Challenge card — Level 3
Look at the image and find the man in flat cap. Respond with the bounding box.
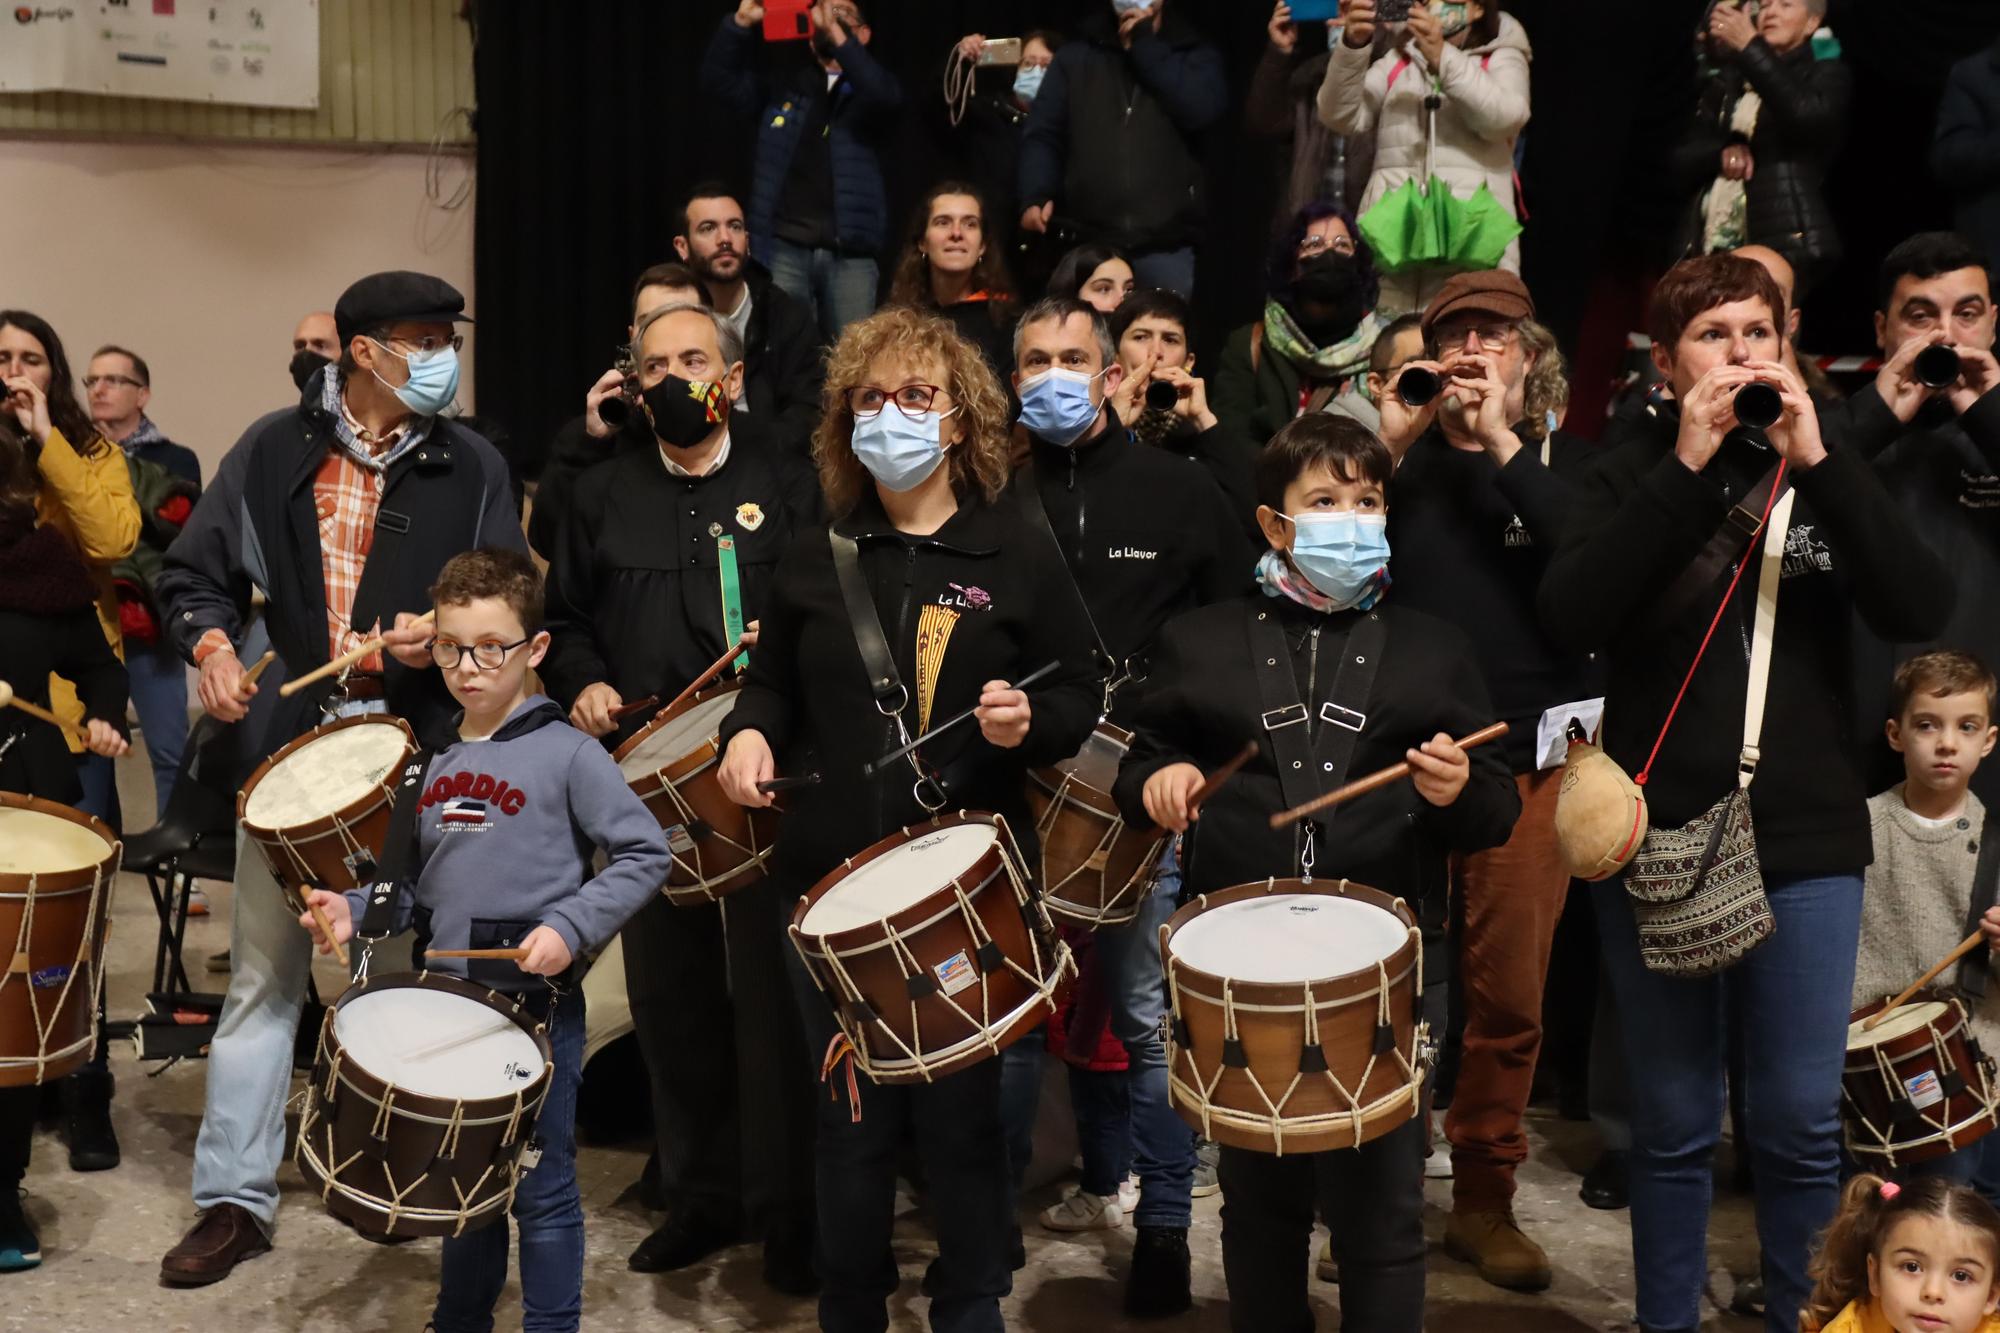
[155,271,527,1287]
[1370,268,1600,1293]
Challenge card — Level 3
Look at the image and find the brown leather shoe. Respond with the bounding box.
[159,1203,271,1286]
[1443,1208,1553,1292]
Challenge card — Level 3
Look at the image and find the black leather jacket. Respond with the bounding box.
[1673,38,1852,283]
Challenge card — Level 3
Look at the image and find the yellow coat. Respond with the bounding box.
[35,426,140,751]
[1813,1298,2000,1332]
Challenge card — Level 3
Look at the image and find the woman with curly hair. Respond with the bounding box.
[886,181,1018,382]
[716,305,1100,1332]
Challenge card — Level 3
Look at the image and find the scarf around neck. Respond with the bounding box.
[1262,301,1386,388]
[1255,548,1389,615]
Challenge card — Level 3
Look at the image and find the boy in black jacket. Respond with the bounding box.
[1114,414,1519,1332]
[1538,253,1953,1333]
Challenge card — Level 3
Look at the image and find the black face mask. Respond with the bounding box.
[1291,253,1370,345]
[642,374,729,449]
[811,33,838,61]
[289,349,332,392]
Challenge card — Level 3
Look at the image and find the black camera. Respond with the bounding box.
[1914,344,1963,391]
[1734,381,1783,430]
[596,345,640,430]
[1144,379,1179,413]
[1396,366,1441,408]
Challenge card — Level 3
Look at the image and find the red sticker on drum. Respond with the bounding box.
[1906,1070,1944,1111]
[934,951,977,997]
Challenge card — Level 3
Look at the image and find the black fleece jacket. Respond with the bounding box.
[717,491,1101,886]
[1113,595,1519,916]
[1538,407,1954,878]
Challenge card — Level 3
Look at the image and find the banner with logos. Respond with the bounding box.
[0,0,319,109]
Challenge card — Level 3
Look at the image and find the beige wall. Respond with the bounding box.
[0,137,475,478]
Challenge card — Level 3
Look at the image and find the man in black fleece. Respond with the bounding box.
[1377,269,1598,1291]
[1538,253,1953,1333]
[1007,295,1252,1317]
[1845,231,2000,803]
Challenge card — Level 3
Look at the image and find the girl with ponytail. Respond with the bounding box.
[1804,1173,2000,1332]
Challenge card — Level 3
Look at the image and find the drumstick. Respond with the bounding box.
[425,947,531,961]
[757,773,822,795]
[0,680,91,744]
[861,661,1062,777]
[1864,929,1989,1030]
[279,610,435,698]
[397,1016,521,1064]
[307,899,349,970]
[1187,741,1257,818]
[653,636,752,722]
[606,694,659,724]
[240,649,278,692]
[1267,722,1511,829]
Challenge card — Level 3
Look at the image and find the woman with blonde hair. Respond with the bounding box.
[717,306,1100,1332]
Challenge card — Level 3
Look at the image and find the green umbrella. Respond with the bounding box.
[1358,175,1522,275]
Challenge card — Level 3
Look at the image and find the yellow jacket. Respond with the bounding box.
[1812,1298,2000,1332]
[36,426,140,751]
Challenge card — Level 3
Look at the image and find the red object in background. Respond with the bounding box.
[114,579,160,646]
[154,0,174,14]
[763,0,811,42]
[155,494,193,527]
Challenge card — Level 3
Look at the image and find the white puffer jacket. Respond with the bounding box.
[1317,14,1533,297]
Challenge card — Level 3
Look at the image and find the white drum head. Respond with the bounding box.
[801,824,999,936]
[336,987,545,1101]
[1170,894,1408,984]
[1055,727,1128,793]
[244,721,407,829]
[0,807,111,875]
[1850,1000,1951,1050]
[618,693,738,778]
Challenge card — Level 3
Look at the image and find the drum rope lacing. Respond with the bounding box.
[1032,767,1163,928]
[639,753,771,900]
[1844,1006,2000,1166]
[0,857,112,1084]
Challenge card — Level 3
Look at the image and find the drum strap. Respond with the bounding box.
[1013,469,1118,687]
[1959,805,2000,1001]
[356,745,437,942]
[1247,607,1386,871]
[828,529,906,713]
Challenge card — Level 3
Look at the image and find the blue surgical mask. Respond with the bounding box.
[369,338,461,417]
[851,406,956,492]
[1013,64,1046,103]
[1289,510,1391,608]
[1018,366,1104,447]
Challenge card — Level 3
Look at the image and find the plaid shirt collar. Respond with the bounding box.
[323,369,433,472]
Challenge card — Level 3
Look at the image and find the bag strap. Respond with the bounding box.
[1959,804,2000,1000]
[1014,469,1117,685]
[1655,460,1785,630]
[828,528,906,713]
[1635,462,1789,787]
[1737,489,1795,788]
[1247,607,1386,873]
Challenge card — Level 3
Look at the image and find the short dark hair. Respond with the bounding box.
[91,344,150,387]
[1013,296,1114,369]
[1023,28,1064,55]
[631,261,710,311]
[430,547,546,634]
[1108,288,1193,344]
[1647,253,1787,351]
[679,180,742,238]
[1369,313,1425,374]
[1891,650,1998,719]
[1878,232,1991,312]
[1255,414,1393,512]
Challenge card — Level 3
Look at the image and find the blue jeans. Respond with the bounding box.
[766,240,878,345]
[1129,248,1196,300]
[126,642,188,816]
[435,989,587,1333]
[1091,842,1197,1229]
[1596,871,1863,1333]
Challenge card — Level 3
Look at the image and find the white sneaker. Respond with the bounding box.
[1040,1189,1123,1232]
[1424,1150,1456,1180]
[1118,1174,1140,1214]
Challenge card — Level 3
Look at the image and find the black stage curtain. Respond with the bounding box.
[474,1,2000,458]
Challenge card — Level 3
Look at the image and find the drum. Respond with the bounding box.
[295,970,554,1238]
[1027,722,1167,928]
[1842,991,2000,1168]
[614,682,776,907]
[0,795,119,1087]
[1162,878,1425,1155]
[238,714,415,901]
[790,812,1072,1084]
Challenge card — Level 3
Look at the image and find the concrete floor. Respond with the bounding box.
[2,747,1767,1330]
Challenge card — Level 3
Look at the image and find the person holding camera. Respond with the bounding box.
[1372,269,1595,1293]
[1844,232,2000,805]
[1539,252,1953,1333]
[1017,0,1226,299]
[701,1,901,344]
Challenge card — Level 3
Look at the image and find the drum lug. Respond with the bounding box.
[1416,1023,1439,1074]
[517,1137,543,1173]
